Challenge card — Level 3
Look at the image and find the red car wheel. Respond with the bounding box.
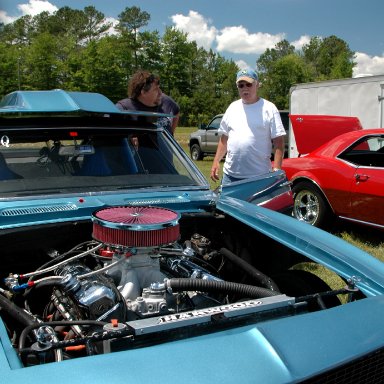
[292,181,332,229]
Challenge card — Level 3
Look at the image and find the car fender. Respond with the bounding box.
[289,174,334,214]
[219,170,293,214]
[289,171,324,192]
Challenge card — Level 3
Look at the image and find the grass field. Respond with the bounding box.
[175,127,384,261]
[176,127,221,190]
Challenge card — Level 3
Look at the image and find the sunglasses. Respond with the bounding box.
[237,82,253,89]
[142,74,160,91]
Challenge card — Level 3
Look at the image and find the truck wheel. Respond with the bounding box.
[292,181,333,229]
[190,144,204,161]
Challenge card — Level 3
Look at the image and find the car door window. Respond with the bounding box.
[208,116,222,130]
[339,135,384,168]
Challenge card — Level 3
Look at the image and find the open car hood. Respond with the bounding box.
[290,114,363,155]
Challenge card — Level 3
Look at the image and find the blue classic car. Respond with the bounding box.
[0,90,383,384]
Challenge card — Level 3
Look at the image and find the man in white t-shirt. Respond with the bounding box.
[210,68,286,185]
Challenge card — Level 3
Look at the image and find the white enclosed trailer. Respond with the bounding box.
[288,75,384,157]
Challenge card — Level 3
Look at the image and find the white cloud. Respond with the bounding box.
[0,10,15,24]
[18,0,57,16]
[103,17,119,36]
[216,26,285,54]
[353,52,384,77]
[235,60,250,70]
[171,10,217,50]
[292,35,311,51]
[0,0,57,24]
[171,10,285,55]
[172,10,384,79]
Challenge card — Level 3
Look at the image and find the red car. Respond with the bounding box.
[280,115,384,230]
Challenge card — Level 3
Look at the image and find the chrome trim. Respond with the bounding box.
[0,203,78,216]
[339,216,384,230]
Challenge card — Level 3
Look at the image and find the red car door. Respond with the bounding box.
[350,166,384,226]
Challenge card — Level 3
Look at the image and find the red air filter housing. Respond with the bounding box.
[92,206,180,248]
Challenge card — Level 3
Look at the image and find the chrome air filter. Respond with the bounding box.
[92,206,180,248]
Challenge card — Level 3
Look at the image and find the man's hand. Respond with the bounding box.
[210,164,220,181]
[130,136,139,149]
[210,135,227,182]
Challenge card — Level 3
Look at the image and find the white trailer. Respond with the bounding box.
[288,75,384,157]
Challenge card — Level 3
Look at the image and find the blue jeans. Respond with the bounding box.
[221,173,245,185]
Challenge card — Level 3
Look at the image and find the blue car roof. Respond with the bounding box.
[0,89,171,118]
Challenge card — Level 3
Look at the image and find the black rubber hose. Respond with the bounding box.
[166,278,280,299]
[219,247,280,292]
[0,293,38,328]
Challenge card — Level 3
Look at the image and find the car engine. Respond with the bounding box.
[0,206,357,366]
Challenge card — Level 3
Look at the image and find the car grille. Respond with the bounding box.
[301,348,384,383]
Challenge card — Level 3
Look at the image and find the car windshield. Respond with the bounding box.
[0,125,208,196]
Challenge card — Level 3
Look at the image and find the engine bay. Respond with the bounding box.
[0,206,363,367]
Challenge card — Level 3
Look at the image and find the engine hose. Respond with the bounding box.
[0,293,38,328]
[166,278,280,299]
[219,247,280,292]
[23,277,63,297]
[18,319,108,350]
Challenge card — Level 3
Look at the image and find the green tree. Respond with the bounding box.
[80,37,127,100]
[43,7,87,43]
[160,27,194,96]
[135,30,162,74]
[257,36,355,108]
[0,15,34,45]
[260,54,311,109]
[0,5,357,122]
[0,43,23,94]
[81,6,112,43]
[24,32,61,89]
[257,40,295,78]
[302,35,355,80]
[181,46,238,126]
[117,6,150,69]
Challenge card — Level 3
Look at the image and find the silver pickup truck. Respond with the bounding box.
[189,111,289,160]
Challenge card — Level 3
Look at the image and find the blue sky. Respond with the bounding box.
[1,0,384,77]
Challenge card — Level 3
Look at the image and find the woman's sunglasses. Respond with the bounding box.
[237,82,253,89]
[141,74,160,91]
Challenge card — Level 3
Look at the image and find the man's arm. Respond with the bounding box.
[210,135,228,182]
[272,135,285,170]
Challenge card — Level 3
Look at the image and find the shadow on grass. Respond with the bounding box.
[330,220,384,261]
[331,221,383,246]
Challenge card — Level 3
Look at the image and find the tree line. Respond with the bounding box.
[0,5,355,126]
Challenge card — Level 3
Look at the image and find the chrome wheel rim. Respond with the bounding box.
[191,147,200,160]
[293,189,319,225]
